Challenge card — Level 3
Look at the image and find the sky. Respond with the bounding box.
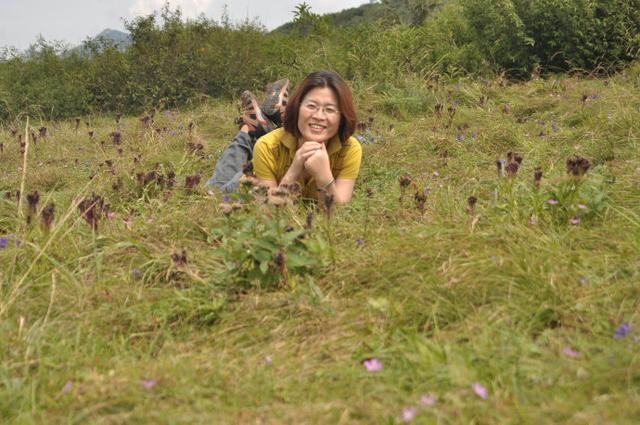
[0,0,369,51]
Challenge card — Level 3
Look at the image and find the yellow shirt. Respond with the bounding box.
[253,128,362,199]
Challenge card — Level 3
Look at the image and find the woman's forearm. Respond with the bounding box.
[279,163,303,187]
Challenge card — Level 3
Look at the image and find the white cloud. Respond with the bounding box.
[129,0,214,19]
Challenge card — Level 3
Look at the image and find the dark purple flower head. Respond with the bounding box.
[356,239,364,247]
[223,195,230,203]
[0,237,7,249]
[614,323,631,339]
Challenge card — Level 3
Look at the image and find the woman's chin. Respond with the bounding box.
[303,133,328,143]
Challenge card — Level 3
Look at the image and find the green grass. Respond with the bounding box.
[1,65,640,424]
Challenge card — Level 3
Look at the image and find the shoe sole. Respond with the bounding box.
[240,90,268,130]
[262,79,290,116]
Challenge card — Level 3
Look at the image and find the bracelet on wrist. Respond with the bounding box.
[316,178,335,193]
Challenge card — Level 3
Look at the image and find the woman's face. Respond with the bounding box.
[297,87,340,144]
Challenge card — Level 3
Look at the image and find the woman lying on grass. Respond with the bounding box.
[206,70,362,205]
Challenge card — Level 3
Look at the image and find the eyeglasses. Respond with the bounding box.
[301,101,340,117]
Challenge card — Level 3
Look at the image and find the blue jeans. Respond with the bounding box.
[205,131,255,193]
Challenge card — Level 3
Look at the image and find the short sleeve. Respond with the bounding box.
[335,138,362,180]
[253,137,278,181]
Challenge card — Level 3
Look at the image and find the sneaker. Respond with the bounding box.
[239,90,268,132]
[261,78,290,125]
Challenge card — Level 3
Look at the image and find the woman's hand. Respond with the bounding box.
[278,141,323,187]
[303,141,331,179]
[291,141,324,176]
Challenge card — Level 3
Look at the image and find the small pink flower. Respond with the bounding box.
[577,203,588,209]
[123,217,133,229]
[528,217,538,225]
[569,217,581,225]
[419,393,437,407]
[363,358,383,372]
[547,199,559,205]
[61,380,73,394]
[472,382,488,399]
[562,347,581,358]
[264,355,273,365]
[142,379,157,389]
[107,212,116,221]
[401,406,417,422]
[432,171,440,177]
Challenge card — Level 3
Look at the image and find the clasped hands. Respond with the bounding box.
[291,141,331,181]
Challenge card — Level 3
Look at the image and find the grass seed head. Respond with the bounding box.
[184,175,201,191]
[242,161,254,176]
[171,249,188,267]
[77,193,108,231]
[40,202,55,231]
[534,167,543,187]
[25,191,40,224]
[414,187,429,214]
[305,212,314,229]
[566,156,591,176]
[110,131,122,145]
[323,193,334,216]
[505,162,520,177]
[399,175,412,189]
[466,196,477,214]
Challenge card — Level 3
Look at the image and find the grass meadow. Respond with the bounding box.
[1,64,640,424]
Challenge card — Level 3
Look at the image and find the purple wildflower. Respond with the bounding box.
[577,203,588,210]
[356,135,365,143]
[132,268,142,279]
[356,239,364,247]
[363,358,383,372]
[432,171,440,177]
[614,323,631,339]
[223,195,230,203]
[419,393,437,407]
[569,217,581,225]
[472,382,488,399]
[579,276,589,285]
[547,199,559,205]
[0,237,7,249]
[562,347,581,358]
[471,132,478,140]
[401,406,417,422]
[528,217,538,225]
[142,379,157,389]
[61,380,73,394]
[455,134,464,142]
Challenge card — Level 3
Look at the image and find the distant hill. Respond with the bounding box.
[88,29,131,50]
[70,29,131,55]
[273,2,384,33]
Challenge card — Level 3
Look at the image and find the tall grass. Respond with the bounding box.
[0,63,639,423]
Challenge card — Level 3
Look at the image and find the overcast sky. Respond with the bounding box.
[0,0,368,51]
